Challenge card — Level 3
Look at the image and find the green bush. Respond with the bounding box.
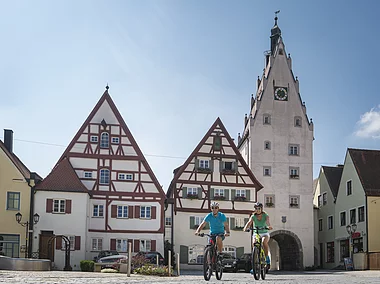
[304,265,316,271]
[80,260,95,272]
[133,264,171,276]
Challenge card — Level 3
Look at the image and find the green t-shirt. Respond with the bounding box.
[251,213,268,234]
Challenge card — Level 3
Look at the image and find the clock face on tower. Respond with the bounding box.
[274,87,288,101]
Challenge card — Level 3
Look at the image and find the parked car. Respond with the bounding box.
[235,253,252,272]
[97,254,128,269]
[93,250,119,262]
[220,253,237,272]
[135,251,165,265]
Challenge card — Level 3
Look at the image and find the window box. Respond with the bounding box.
[187,194,199,200]
[290,203,299,208]
[234,196,246,202]
[214,195,225,201]
[290,174,299,179]
[232,226,244,231]
[197,167,212,173]
[265,202,274,207]
[221,169,236,174]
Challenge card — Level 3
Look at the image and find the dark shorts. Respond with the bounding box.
[209,234,225,242]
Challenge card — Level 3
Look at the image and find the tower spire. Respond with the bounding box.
[270,10,282,55]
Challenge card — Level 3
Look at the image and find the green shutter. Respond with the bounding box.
[231,189,236,200]
[230,217,235,230]
[225,189,229,200]
[198,188,202,199]
[190,216,195,229]
[182,187,187,198]
[180,245,189,264]
[210,188,214,199]
[195,159,199,170]
[233,161,238,173]
[209,159,214,171]
[236,247,245,258]
[246,190,250,201]
[219,160,223,172]
[244,218,249,225]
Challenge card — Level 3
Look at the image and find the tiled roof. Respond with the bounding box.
[349,148,380,196]
[36,157,88,192]
[322,166,343,198]
[0,140,31,179]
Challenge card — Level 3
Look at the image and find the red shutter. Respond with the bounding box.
[74,236,81,250]
[110,239,116,250]
[66,200,72,214]
[128,206,134,218]
[46,199,53,213]
[134,240,140,252]
[135,206,140,218]
[56,236,62,249]
[151,240,156,251]
[151,206,156,219]
[111,205,117,218]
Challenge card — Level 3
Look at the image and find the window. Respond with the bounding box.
[328,216,333,230]
[318,219,323,231]
[7,192,20,210]
[294,116,302,127]
[100,169,110,184]
[92,238,103,251]
[236,189,246,197]
[353,238,364,253]
[317,195,322,207]
[187,187,198,198]
[117,205,128,218]
[100,132,109,148]
[140,206,151,219]
[350,208,356,224]
[62,235,75,250]
[235,217,246,229]
[140,240,151,252]
[340,211,346,226]
[93,205,104,217]
[263,166,271,176]
[289,144,299,156]
[53,200,65,213]
[90,136,98,143]
[194,216,203,226]
[223,161,234,171]
[84,172,92,178]
[263,114,271,125]
[346,180,352,195]
[116,239,128,252]
[111,137,119,144]
[125,174,133,180]
[327,242,334,263]
[199,160,210,169]
[165,217,172,226]
[358,206,365,222]
[118,173,133,180]
[264,141,271,150]
[289,167,299,179]
[214,189,224,197]
[265,194,275,207]
[322,193,327,205]
[289,195,299,208]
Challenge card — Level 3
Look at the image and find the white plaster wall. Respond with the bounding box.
[112,160,138,171]
[90,101,119,124]
[70,157,97,169]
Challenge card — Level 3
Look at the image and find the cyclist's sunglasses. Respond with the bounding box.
[211,207,219,209]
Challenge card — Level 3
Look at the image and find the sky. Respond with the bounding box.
[1,0,380,191]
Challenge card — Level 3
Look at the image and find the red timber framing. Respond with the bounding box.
[167,117,263,216]
[55,87,165,234]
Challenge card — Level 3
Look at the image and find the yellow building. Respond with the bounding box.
[0,129,40,258]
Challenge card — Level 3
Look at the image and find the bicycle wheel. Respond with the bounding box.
[252,246,261,280]
[260,248,267,280]
[203,247,212,281]
[215,254,223,280]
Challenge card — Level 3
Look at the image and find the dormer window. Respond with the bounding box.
[100,132,109,148]
[263,114,271,125]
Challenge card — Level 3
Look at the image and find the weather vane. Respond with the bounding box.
[275,10,280,16]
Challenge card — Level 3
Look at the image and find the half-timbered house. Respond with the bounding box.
[33,86,166,270]
[166,118,263,269]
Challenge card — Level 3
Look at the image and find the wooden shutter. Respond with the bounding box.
[134,240,140,252]
[230,217,236,230]
[65,200,72,214]
[110,239,116,250]
[151,206,156,219]
[219,160,223,172]
[245,190,250,201]
[151,240,156,251]
[46,199,53,213]
[111,205,117,218]
[244,218,249,225]
[225,189,229,200]
[135,206,140,218]
[75,236,81,250]
[128,206,134,218]
[190,216,195,229]
[197,188,202,199]
[210,188,214,199]
[236,247,244,258]
[182,187,187,198]
[209,159,214,171]
[233,161,238,172]
[231,189,236,200]
[195,159,199,169]
[179,245,188,263]
[56,236,62,250]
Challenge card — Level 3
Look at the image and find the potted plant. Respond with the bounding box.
[214,195,226,201]
[234,196,246,202]
[290,203,298,208]
[187,193,198,200]
[265,202,274,207]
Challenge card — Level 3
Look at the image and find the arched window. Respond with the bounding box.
[100,132,109,148]
[99,169,110,185]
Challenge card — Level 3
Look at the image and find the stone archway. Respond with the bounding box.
[270,230,303,270]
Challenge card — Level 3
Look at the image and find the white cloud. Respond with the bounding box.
[354,105,380,139]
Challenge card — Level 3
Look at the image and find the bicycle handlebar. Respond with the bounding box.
[245,226,271,232]
[198,233,226,237]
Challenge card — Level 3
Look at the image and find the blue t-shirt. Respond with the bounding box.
[204,212,227,234]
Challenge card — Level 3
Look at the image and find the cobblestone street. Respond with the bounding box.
[1,270,380,284]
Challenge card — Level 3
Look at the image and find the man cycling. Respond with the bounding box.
[195,201,230,255]
[243,202,273,266]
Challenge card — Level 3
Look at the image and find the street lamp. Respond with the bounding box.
[346,223,357,261]
[15,212,40,258]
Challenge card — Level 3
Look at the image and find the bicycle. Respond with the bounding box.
[198,233,225,281]
[246,226,270,280]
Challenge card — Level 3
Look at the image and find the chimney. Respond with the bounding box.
[4,129,13,153]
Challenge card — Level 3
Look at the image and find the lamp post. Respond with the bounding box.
[346,223,357,261]
[15,212,40,258]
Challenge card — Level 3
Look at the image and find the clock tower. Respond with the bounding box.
[238,15,314,270]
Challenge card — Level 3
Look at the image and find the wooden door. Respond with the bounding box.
[39,232,54,261]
